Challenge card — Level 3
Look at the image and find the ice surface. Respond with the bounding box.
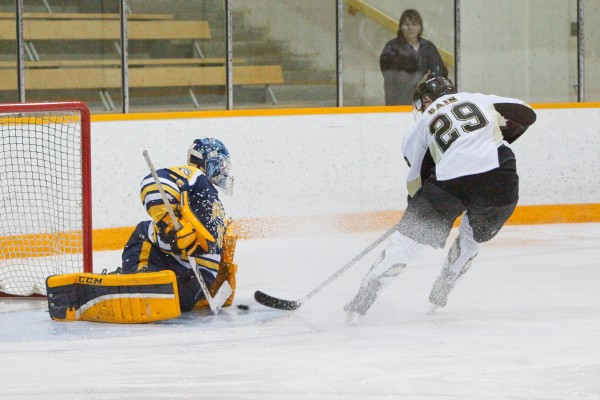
[1,223,600,399]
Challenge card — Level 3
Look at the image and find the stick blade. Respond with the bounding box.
[210,281,233,315]
[254,290,303,310]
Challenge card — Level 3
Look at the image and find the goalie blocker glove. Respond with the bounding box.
[156,209,198,255]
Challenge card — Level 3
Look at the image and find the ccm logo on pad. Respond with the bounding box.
[78,276,104,285]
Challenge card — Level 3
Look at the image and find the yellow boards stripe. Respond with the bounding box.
[4,204,600,255]
[0,231,82,260]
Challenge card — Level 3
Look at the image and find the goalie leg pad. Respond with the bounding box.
[195,222,239,310]
[46,270,181,323]
[218,222,238,307]
[194,262,237,310]
[216,262,237,307]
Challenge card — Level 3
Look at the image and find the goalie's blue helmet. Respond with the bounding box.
[413,73,456,112]
[187,138,234,194]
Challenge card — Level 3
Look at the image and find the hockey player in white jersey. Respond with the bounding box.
[344,73,537,323]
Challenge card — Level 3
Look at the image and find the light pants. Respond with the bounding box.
[349,214,481,315]
[446,214,481,276]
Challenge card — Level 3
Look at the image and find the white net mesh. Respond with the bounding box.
[0,109,87,296]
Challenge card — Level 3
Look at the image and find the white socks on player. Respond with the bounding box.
[447,215,480,276]
[429,215,481,309]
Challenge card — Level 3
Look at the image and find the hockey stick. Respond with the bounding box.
[254,222,401,310]
[142,150,231,315]
[187,255,232,315]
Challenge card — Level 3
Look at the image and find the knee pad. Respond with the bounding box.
[367,231,422,278]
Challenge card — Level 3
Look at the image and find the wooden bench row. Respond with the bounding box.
[0,65,284,90]
[0,65,283,90]
[0,65,284,109]
[0,12,175,20]
[0,14,285,108]
[0,58,246,68]
[0,19,211,40]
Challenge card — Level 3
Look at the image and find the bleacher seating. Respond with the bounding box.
[0,11,285,110]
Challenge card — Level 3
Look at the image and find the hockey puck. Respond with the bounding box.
[237,304,250,311]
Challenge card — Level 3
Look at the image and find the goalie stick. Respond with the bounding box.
[142,150,231,315]
[187,255,232,315]
[254,222,401,310]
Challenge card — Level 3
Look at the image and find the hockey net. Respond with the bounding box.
[0,102,92,297]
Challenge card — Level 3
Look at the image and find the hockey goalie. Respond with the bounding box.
[46,138,239,323]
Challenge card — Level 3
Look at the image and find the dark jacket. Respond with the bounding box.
[380,36,447,105]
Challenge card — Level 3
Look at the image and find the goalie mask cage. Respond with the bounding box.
[0,102,92,297]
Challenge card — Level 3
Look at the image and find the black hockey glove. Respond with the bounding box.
[500,120,526,144]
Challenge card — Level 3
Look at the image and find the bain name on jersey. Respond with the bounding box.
[427,96,459,115]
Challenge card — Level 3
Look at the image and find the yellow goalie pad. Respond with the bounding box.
[46,270,181,323]
[195,221,239,310]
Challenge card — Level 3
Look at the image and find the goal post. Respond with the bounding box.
[0,101,93,297]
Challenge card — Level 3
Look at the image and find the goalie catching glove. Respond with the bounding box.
[156,208,198,255]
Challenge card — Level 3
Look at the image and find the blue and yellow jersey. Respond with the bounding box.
[139,165,226,275]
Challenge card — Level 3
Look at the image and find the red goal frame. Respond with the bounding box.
[0,101,93,297]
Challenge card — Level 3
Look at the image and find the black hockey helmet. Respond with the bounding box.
[412,73,456,112]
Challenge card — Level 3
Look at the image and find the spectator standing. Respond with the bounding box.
[380,9,448,105]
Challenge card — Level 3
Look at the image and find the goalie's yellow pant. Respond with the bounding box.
[46,270,181,323]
